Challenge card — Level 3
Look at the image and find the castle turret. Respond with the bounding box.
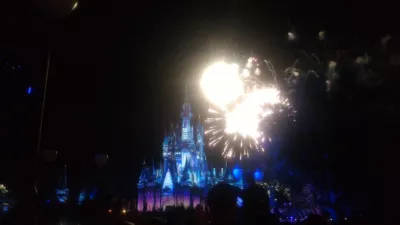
[63,164,67,188]
[138,160,148,187]
[181,85,192,142]
[197,116,204,147]
[152,158,156,177]
[163,135,169,158]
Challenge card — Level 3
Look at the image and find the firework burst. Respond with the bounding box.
[201,57,291,159]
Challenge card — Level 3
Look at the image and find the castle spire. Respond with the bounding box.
[64,164,67,187]
[152,157,156,176]
[181,86,192,141]
[184,83,189,103]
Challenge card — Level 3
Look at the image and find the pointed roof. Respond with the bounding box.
[162,169,174,191]
[183,155,191,172]
[184,83,189,103]
[197,114,203,130]
[163,135,169,146]
[59,164,68,188]
[152,157,156,173]
[138,162,148,184]
[182,84,192,116]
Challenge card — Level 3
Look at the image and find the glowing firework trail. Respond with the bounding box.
[200,57,290,159]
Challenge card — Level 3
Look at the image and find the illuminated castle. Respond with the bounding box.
[137,91,250,211]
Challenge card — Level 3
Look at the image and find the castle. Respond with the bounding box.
[136,91,252,211]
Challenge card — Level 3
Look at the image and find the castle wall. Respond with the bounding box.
[137,186,206,211]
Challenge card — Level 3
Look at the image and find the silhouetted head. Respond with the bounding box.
[207,183,240,225]
[166,206,186,225]
[303,214,327,225]
[145,217,165,225]
[195,204,204,212]
[242,185,270,219]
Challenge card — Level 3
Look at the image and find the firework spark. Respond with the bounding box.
[201,57,290,159]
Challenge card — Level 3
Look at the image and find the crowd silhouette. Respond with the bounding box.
[74,183,366,225]
[1,183,369,225]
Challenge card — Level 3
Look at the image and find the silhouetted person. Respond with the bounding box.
[242,185,273,225]
[144,217,165,225]
[185,207,196,225]
[194,204,208,225]
[207,183,240,225]
[302,214,327,225]
[166,206,185,225]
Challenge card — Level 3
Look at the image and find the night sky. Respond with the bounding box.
[1,0,398,216]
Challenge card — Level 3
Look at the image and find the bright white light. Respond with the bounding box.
[288,32,296,41]
[328,61,337,69]
[242,69,250,78]
[0,184,8,194]
[318,31,325,40]
[200,62,244,110]
[72,2,78,11]
[225,101,261,139]
[225,86,282,139]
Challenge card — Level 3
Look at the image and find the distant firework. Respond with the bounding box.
[200,57,291,159]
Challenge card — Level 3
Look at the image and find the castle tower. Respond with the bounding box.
[63,164,67,188]
[197,115,205,157]
[138,160,148,188]
[181,84,192,142]
[162,135,169,159]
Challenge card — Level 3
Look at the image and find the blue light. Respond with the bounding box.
[56,188,69,203]
[253,169,264,182]
[236,196,243,207]
[233,167,242,180]
[27,86,32,95]
[46,199,51,204]
[78,192,85,205]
